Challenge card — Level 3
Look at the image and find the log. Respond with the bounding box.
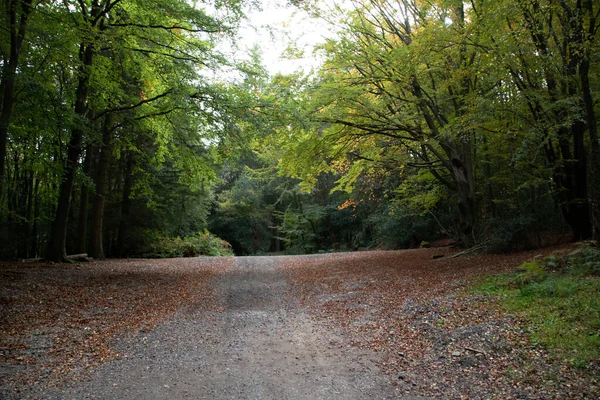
[66,253,89,261]
[20,253,91,263]
[20,257,44,263]
[464,346,487,356]
[448,242,488,258]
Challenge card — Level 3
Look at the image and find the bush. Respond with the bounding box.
[145,231,233,258]
[484,215,539,253]
[564,245,600,276]
[514,260,546,286]
[369,209,439,249]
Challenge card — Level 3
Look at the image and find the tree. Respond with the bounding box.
[45,0,112,261]
[46,0,241,261]
[280,0,492,243]
[276,0,594,246]
[0,0,35,202]
[485,0,600,240]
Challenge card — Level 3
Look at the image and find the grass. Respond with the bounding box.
[475,245,600,369]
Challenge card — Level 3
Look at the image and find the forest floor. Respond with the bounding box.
[1,245,598,399]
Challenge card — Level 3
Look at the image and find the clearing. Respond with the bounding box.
[1,246,597,399]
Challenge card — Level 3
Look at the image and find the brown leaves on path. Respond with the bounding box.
[2,246,597,399]
[0,257,232,396]
[278,245,597,399]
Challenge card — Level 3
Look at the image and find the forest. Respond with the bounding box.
[0,0,598,261]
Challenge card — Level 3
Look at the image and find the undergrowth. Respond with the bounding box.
[476,244,600,370]
[145,231,234,258]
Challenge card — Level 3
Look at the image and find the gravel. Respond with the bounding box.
[3,245,595,399]
[24,256,402,400]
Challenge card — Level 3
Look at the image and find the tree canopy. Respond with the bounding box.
[0,0,598,260]
[271,0,599,249]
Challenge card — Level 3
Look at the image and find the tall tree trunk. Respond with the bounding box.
[46,43,95,262]
[570,122,591,240]
[117,151,135,256]
[29,174,40,258]
[451,155,476,241]
[549,124,592,241]
[580,0,600,239]
[0,0,33,202]
[77,145,93,253]
[24,168,34,258]
[481,134,497,217]
[89,114,112,260]
[410,66,478,243]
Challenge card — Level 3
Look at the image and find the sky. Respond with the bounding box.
[234,0,333,75]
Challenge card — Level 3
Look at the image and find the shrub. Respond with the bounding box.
[564,245,600,276]
[513,260,546,286]
[145,231,233,258]
[369,209,439,249]
[484,215,538,253]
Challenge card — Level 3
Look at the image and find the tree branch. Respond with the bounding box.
[318,118,420,141]
[109,109,175,133]
[108,23,220,34]
[124,47,200,61]
[93,89,173,120]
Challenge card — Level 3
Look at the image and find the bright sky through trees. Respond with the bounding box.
[237,0,331,75]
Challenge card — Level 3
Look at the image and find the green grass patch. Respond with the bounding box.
[475,245,600,369]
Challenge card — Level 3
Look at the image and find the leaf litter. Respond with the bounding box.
[0,257,232,398]
[1,246,598,399]
[278,245,598,399]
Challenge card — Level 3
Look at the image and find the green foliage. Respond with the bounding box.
[514,260,546,286]
[264,0,598,248]
[145,231,233,258]
[394,170,448,217]
[276,202,325,254]
[0,0,259,260]
[368,207,439,249]
[209,161,283,255]
[564,246,600,276]
[476,245,600,369]
[484,216,544,254]
[1,0,597,260]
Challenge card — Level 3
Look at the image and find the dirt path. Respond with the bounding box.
[3,246,596,399]
[33,256,401,399]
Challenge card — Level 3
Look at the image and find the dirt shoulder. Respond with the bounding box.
[1,246,597,399]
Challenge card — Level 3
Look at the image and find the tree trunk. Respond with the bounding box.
[451,156,476,241]
[553,124,592,241]
[0,0,33,202]
[117,151,135,256]
[481,134,497,217]
[24,168,34,258]
[77,145,93,253]
[578,5,600,239]
[46,43,95,262]
[29,175,40,258]
[89,114,112,260]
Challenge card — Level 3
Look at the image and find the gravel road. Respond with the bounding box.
[40,256,401,399]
